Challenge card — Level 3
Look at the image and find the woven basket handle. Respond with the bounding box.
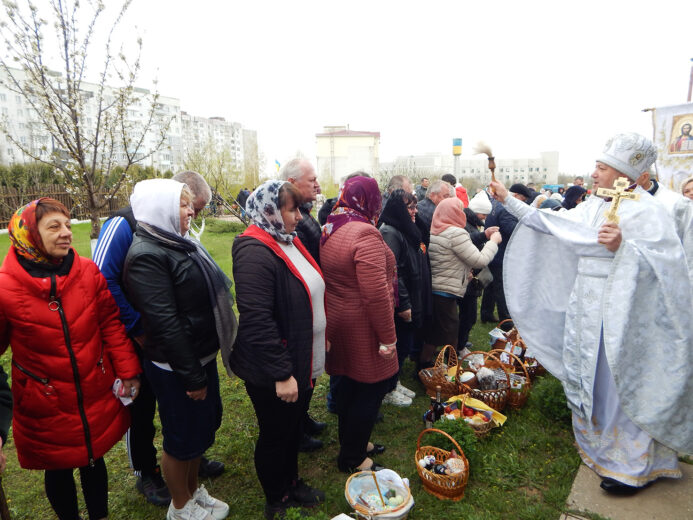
[460,350,511,387]
[490,348,530,382]
[416,427,463,455]
[435,344,458,369]
[497,318,514,329]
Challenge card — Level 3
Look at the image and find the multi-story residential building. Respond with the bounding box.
[0,67,257,176]
[180,113,245,171]
[316,125,380,185]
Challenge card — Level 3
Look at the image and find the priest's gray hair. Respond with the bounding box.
[173,171,212,205]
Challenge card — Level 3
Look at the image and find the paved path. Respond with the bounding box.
[564,462,693,520]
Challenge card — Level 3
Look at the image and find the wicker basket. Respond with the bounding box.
[414,428,470,501]
[458,394,495,438]
[490,319,515,348]
[419,345,459,400]
[457,350,510,411]
[489,349,531,409]
[493,320,547,381]
[345,470,413,519]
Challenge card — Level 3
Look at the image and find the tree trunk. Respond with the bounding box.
[90,211,101,240]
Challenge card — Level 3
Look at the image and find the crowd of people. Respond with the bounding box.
[0,132,691,519]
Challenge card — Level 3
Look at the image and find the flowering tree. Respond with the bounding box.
[0,0,171,238]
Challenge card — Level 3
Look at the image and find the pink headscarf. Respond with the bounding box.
[430,197,467,235]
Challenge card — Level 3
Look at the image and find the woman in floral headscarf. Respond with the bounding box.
[320,175,398,473]
[0,198,141,520]
[230,180,326,520]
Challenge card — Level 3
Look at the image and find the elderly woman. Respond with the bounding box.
[230,180,326,520]
[0,198,141,520]
[321,176,398,473]
[681,177,693,200]
[421,197,501,364]
[378,189,426,406]
[124,179,234,520]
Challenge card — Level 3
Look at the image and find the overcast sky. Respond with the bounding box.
[118,0,692,178]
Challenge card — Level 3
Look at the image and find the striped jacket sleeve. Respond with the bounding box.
[93,216,142,336]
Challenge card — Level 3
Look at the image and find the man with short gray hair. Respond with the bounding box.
[281,159,321,264]
[416,180,453,236]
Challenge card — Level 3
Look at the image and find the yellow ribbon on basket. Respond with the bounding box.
[447,393,508,426]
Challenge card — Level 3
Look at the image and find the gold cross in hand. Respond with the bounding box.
[596,177,640,224]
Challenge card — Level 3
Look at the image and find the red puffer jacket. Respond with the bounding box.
[0,247,141,470]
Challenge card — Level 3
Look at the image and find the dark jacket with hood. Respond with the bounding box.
[378,190,430,327]
[123,226,219,391]
[229,225,320,392]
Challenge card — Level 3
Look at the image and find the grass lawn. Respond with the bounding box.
[0,220,581,519]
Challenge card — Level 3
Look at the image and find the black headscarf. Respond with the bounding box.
[378,189,422,248]
[562,185,587,210]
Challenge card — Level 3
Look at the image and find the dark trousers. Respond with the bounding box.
[326,375,341,413]
[44,457,108,520]
[336,376,390,471]
[457,292,478,349]
[489,264,510,321]
[245,382,312,503]
[480,283,496,321]
[126,356,158,476]
[389,317,413,391]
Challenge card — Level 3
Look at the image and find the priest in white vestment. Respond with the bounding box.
[491,133,693,495]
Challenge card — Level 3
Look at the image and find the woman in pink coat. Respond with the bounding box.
[320,176,398,473]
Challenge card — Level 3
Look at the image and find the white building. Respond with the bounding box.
[0,67,181,171]
[383,151,559,185]
[180,113,245,171]
[316,125,380,185]
[0,67,258,176]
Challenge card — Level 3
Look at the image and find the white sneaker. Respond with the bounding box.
[396,381,415,398]
[193,485,229,519]
[167,498,214,520]
[382,390,412,407]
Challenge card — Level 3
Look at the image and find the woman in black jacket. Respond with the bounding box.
[230,180,326,520]
[379,189,429,405]
[124,179,236,520]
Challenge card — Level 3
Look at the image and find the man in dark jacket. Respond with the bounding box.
[283,159,322,264]
[482,184,531,322]
[93,171,224,507]
[416,180,454,238]
[281,158,327,451]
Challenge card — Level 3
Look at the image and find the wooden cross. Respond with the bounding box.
[596,177,640,224]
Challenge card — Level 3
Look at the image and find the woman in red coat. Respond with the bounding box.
[0,198,141,520]
[320,176,398,473]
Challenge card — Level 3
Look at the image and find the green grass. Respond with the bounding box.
[0,221,581,519]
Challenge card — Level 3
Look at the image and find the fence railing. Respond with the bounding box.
[0,184,128,229]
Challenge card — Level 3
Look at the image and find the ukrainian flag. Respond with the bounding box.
[275,160,281,172]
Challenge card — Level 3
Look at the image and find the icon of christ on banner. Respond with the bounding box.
[669,114,693,153]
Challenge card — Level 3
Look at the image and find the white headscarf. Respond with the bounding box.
[131,179,186,236]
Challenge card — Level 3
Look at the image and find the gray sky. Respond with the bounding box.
[120,0,693,178]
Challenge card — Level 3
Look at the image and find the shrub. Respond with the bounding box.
[532,375,572,424]
[434,418,481,467]
[204,219,248,234]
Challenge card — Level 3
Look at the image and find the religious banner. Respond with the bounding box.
[652,102,693,190]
